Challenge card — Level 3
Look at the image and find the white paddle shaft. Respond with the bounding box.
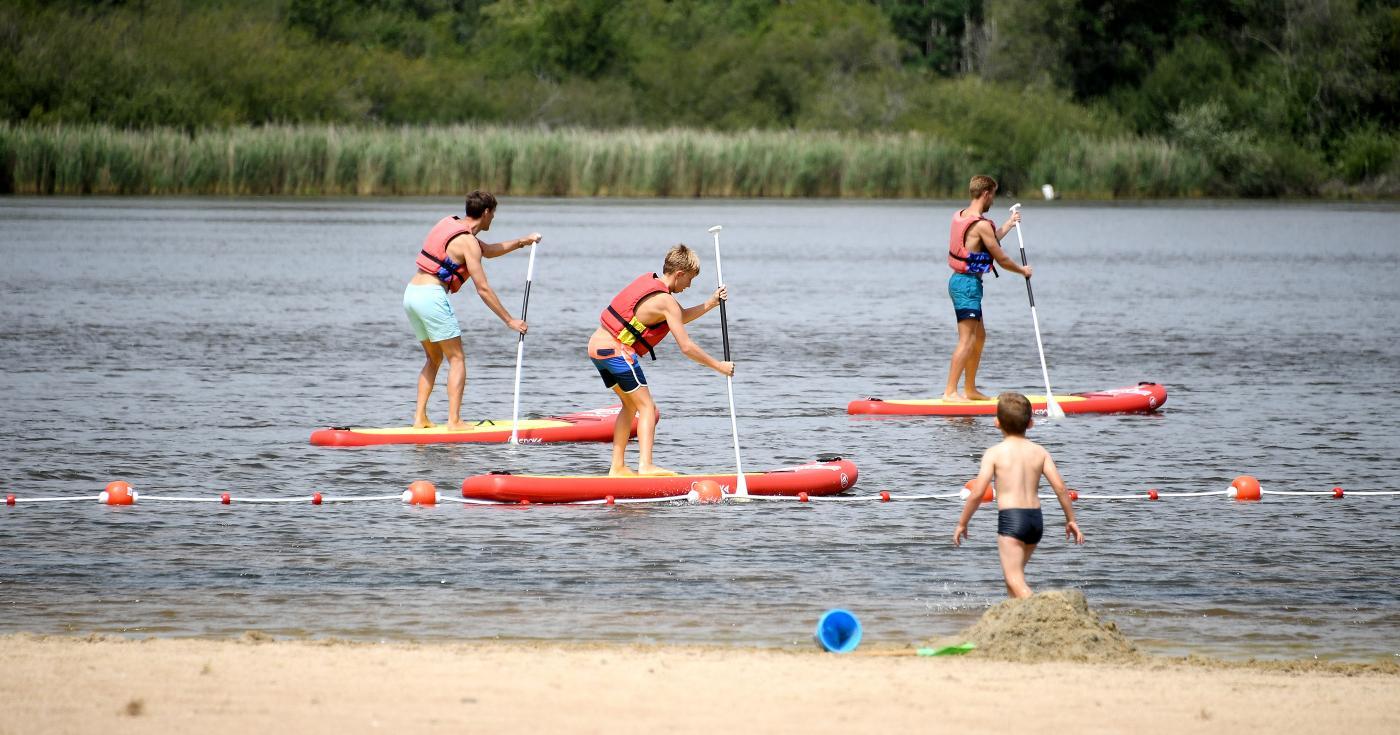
[509,242,538,444]
[1010,205,1064,419]
[710,226,747,496]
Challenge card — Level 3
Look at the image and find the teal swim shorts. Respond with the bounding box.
[948,272,984,321]
[403,283,462,343]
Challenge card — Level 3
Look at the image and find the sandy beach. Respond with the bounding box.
[2,634,1396,735]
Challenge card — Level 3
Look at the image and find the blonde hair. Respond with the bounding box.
[969,175,998,199]
[662,244,700,275]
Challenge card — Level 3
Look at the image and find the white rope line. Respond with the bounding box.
[6,496,102,503]
[440,497,508,505]
[5,487,1397,506]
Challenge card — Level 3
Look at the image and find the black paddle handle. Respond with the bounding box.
[1016,242,1037,309]
[517,281,532,343]
[718,298,731,362]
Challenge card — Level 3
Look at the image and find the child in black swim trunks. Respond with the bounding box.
[952,392,1084,598]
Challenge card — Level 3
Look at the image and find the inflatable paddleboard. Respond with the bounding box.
[461,456,858,503]
[310,406,638,447]
[847,383,1166,416]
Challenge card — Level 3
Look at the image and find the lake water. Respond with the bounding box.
[1,196,1398,660]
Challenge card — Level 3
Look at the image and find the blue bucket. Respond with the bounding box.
[814,609,862,653]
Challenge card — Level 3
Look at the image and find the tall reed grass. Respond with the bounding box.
[0,123,1216,199]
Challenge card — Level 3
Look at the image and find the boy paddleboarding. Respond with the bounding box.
[943,175,1029,401]
[404,190,540,430]
[588,244,733,476]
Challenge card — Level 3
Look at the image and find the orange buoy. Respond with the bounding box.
[1068,489,1079,501]
[312,492,323,505]
[220,492,231,505]
[879,491,891,502]
[1147,489,1159,501]
[689,480,723,504]
[1229,475,1262,502]
[402,480,438,506]
[1332,487,1344,499]
[5,494,14,506]
[960,480,995,503]
[605,495,615,505]
[99,481,136,506]
[797,492,809,503]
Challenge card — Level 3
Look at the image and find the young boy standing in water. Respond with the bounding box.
[953,392,1084,598]
[943,175,1028,401]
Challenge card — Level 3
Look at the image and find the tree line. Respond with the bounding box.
[2,0,1396,196]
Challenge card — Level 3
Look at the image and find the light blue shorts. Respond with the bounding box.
[403,284,461,343]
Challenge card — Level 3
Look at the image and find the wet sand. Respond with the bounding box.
[2,634,1396,734]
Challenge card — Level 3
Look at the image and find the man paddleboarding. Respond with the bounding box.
[588,244,733,476]
[404,190,540,430]
[943,175,1029,401]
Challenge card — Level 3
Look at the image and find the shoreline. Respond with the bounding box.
[2,634,1396,734]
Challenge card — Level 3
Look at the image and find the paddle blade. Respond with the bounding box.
[1045,395,1067,419]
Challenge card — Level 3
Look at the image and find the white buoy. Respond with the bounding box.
[1041,184,1056,200]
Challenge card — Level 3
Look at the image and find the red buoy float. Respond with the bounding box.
[879,491,891,502]
[5,494,14,506]
[99,481,136,506]
[312,492,323,505]
[689,480,723,504]
[402,480,438,506]
[961,480,994,503]
[220,492,232,505]
[1068,489,1078,501]
[1332,486,1344,499]
[1148,489,1159,501]
[1229,475,1262,502]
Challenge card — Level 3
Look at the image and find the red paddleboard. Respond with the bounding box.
[461,457,859,504]
[847,383,1167,416]
[310,406,639,447]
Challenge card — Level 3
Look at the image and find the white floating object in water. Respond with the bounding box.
[1041,184,1056,200]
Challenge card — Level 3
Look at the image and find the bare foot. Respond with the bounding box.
[941,392,970,402]
[608,466,638,477]
[965,390,992,401]
[638,465,679,477]
[413,416,437,429]
[444,421,468,432]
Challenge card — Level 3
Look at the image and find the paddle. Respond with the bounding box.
[509,239,539,445]
[1009,204,1066,419]
[709,225,748,496]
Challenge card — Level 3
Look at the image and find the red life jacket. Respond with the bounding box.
[600,273,672,360]
[415,216,475,293]
[948,209,998,277]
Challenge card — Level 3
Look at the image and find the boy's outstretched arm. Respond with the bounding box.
[953,451,996,547]
[1043,453,1084,544]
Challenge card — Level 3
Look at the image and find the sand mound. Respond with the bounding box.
[952,589,1139,663]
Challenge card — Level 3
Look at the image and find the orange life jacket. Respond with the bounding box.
[416,216,474,293]
[948,209,998,277]
[600,273,672,361]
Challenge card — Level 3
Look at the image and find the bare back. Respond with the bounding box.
[984,436,1057,509]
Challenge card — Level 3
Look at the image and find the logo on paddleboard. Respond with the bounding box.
[840,473,849,488]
